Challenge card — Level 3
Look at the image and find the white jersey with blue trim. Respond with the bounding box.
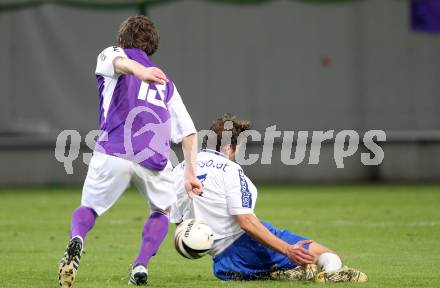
[170,149,258,256]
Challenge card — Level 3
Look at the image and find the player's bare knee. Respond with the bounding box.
[309,242,334,258]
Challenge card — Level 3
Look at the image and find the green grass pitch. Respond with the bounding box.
[1,185,439,287]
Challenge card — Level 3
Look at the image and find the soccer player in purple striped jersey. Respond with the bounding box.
[58,16,202,287]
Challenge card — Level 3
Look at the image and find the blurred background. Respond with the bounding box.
[1,0,440,185]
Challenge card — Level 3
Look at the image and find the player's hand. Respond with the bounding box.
[136,66,168,85]
[184,174,203,198]
[286,240,315,265]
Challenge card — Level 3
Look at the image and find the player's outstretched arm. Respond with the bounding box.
[182,133,203,197]
[236,213,315,266]
[113,57,167,84]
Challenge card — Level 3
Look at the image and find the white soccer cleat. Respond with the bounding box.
[58,237,83,287]
[129,264,148,286]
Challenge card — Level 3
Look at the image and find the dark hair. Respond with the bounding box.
[117,15,159,56]
[202,113,252,152]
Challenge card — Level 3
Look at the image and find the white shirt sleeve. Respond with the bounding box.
[95,46,127,78]
[168,84,197,144]
[226,167,254,215]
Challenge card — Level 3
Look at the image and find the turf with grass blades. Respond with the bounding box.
[0,185,439,287]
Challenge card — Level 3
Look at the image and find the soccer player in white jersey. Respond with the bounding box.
[171,114,367,283]
[58,16,202,287]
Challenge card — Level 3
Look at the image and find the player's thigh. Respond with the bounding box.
[81,152,132,216]
[132,162,176,212]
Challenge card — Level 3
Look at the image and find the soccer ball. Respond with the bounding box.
[174,219,214,259]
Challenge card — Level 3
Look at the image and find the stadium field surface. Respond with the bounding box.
[1,185,439,288]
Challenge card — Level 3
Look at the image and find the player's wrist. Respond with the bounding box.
[184,166,196,178]
[131,64,143,79]
[280,243,291,256]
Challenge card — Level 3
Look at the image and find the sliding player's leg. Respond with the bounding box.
[129,162,176,285]
[265,223,318,281]
[307,242,367,283]
[308,242,341,271]
[58,152,133,287]
[272,238,367,283]
[271,242,341,281]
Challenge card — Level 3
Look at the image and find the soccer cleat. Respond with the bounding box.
[270,264,318,281]
[58,237,83,287]
[129,264,148,286]
[315,266,368,283]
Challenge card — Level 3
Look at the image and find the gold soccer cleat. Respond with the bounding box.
[58,237,83,287]
[315,266,368,283]
[270,264,318,281]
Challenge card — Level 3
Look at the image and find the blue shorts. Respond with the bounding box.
[212,221,309,280]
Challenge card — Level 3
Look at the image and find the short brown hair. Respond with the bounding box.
[117,15,159,56]
[202,114,252,152]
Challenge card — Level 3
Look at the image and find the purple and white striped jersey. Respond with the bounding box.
[94,46,196,171]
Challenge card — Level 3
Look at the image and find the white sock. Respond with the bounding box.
[317,252,342,272]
